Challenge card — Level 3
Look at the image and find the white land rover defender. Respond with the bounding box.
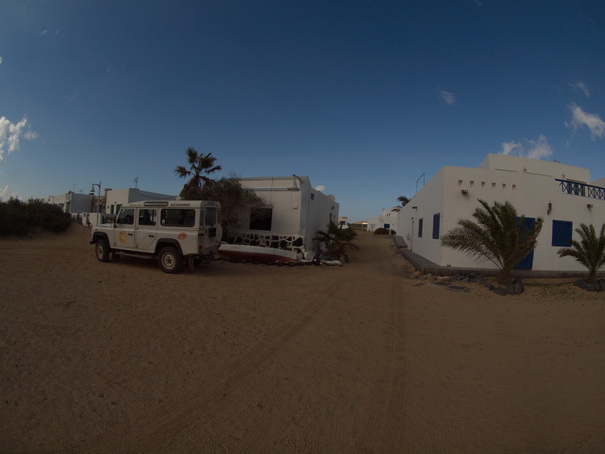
[90,200,222,273]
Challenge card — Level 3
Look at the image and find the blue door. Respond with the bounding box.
[514,217,535,270]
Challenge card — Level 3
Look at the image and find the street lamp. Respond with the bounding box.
[89,182,101,226]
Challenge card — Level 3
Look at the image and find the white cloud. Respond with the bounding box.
[315,185,327,192]
[567,103,605,140]
[569,81,590,97]
[439,89,456,106]
[526,135,554,160]
[0,116,38,163]
[0,56,3,64]
[0,185,8,201]
[500,135,553,160]
[501,141,522,156]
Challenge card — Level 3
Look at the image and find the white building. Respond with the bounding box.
[47,191,93,221]
[105,188,176,216]
[221,175,339,261]
[367,207,400,232]
[395,154,605,274]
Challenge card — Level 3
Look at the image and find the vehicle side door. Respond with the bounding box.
[135,208,157,251]
[202,206,222,249]
[115,208,136,249]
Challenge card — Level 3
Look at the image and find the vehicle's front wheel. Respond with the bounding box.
[157,247,182,273]
[95,238,110,262]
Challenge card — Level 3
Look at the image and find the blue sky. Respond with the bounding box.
[1,0,604,221]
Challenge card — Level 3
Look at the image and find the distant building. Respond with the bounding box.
[105,188,176,216]
[394,153,605,274]
[350,221,368,231]
[220,175,339,261]
[367,207,400,232]
[47,191,93,222]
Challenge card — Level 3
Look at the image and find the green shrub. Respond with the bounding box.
[374,228,395,235]
[0,198,71,236]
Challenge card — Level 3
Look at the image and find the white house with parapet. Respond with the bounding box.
[367,207,400,232]
[220,175,339,261]
[395,153,605,274]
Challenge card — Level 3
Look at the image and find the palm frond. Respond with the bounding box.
[441,199,543,285]
[558,223,605,283]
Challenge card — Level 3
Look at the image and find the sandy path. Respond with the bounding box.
[1,225,604,453]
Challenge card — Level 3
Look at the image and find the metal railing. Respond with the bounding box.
[556,179,605,200]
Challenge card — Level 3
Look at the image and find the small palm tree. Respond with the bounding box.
[315,221,359,262]
[175,147,222,197]
[441,199,543,285]
[397,196,410,207]
[557,223,605,284]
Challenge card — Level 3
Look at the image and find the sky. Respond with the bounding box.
[1,0,604,221]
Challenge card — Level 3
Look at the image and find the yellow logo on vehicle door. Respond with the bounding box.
[119,231,128,243]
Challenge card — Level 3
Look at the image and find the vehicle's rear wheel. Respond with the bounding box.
[157,247,182,273]
[95,238,110,262]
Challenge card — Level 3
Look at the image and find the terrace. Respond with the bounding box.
[556,179,605,201]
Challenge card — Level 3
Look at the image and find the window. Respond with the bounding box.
[205,207,219,226]
[418,218,423,238]
[138,209,156,226]
[250,207,272,231]
[552,220,573,247]
[161,209,196,227]
[432,213,440,239]
[117,209,134,225]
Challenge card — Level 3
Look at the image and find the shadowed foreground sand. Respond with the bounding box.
[1,225,604,453]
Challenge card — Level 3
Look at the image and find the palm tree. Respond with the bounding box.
[557,223,605,284]
[315,221,359,263]
[175,147,222,197]
[397,196,410,207]
[440,199,543,285]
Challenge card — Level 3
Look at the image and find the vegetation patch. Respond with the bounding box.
[0,198,71,236]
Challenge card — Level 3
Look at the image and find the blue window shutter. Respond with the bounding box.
[418,218,423,238]
[432,213,440,239]
[552,220,573,247]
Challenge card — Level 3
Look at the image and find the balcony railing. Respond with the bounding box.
[556,179,605,201]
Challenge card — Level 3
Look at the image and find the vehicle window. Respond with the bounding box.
[205,207,218,226]
[117,209,135,225]
[160,209,196,227]
[138,209,156,226]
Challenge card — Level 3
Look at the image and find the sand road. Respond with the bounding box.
[1,225,604,453]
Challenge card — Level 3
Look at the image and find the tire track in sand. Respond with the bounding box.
[41,280,344,453]
[352,250,409,452]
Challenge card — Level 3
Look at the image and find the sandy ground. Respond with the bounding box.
[1,224,604,454]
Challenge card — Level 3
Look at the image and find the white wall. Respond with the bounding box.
[398,155,605,273]
[106,188,175,215]
[398,169,446,265]
[239,176,304,234]
[238,176,339,256]
[47,192,93,214]
[479,153,590,182]
[367,208,399,232]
